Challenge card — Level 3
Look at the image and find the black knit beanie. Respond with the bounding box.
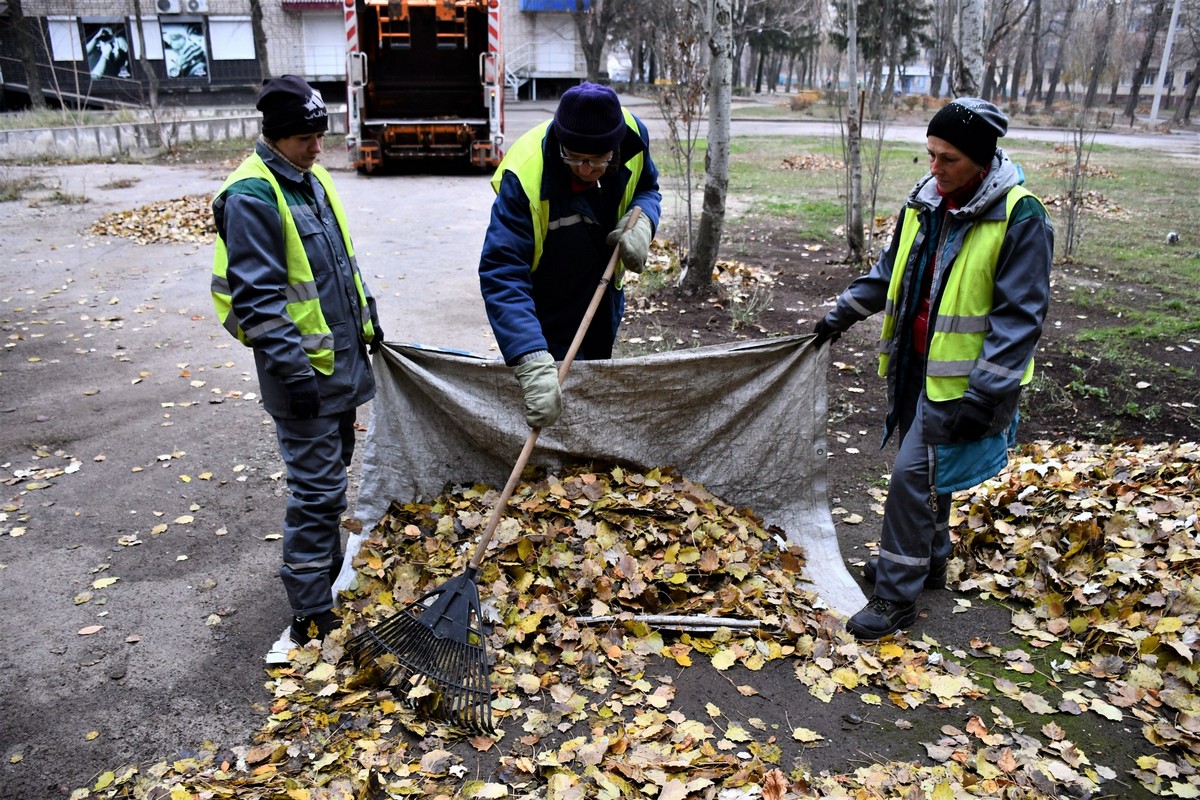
[258,75,328,140]
[552,82,626,155]
[926,97,1008,167]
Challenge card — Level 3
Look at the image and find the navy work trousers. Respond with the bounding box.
[272,410,357,617]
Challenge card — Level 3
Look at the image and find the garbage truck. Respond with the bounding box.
[343,0,505,172]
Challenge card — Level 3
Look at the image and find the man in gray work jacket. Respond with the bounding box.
[211,75,384,663]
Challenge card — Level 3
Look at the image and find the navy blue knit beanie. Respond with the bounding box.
[258,75,328,139]
[926,97,1008,166]
[552,82,625,154]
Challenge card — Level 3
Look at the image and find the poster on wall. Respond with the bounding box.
[161,22,208,78]
[84,22,132,78]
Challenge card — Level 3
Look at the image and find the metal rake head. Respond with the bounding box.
[348,570,494,733]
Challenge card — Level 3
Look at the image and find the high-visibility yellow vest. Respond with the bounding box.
[211,154,374,376]
[490,109,645,277]
[879,186,1041,401]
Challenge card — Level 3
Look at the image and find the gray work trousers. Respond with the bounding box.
[874,361,952,603]
[273,410,357,617]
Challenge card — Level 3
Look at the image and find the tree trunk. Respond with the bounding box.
[1084,0,1118,109]
[8,0,47,110]
[954,0,985,95]
[929,0,956,97]
[572,0,614,82]
[1043,0,1077,110]
[844,0,864,262]
[1123,0,1169,120]
[1009,14,1030,102]
[131,0,159,111]
[251,0,271,82]
[1023,0,1043,113]
[684,0,732,289]
[1171,55,1199,124]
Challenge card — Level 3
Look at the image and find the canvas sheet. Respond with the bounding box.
[338,336,865,618]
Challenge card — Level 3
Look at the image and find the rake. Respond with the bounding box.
[348,207,645,733]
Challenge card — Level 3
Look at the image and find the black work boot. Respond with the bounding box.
[862,557,947,590]
[846,596,918,640]
[290,609,339,644]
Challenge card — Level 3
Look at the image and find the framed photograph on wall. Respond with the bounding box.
[161,21,208,78]
[83,22,132,78]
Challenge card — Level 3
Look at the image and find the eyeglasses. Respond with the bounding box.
[559,145,612,170]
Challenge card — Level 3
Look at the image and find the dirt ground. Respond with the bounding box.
[1,122,1198,798]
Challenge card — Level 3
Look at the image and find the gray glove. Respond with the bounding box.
[605,209,653,273]
[513,351,562,428]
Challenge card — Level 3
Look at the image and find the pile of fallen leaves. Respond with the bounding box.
[88,195,215,245]
[1027,160,1119,180]
[956,439,1200,796]
[779,154,844,172]
[1039,189,1126,217]
[72,451,1200,799]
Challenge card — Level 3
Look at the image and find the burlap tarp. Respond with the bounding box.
[338,336,866,618]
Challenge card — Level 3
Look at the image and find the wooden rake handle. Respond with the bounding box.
[466,206,644,570]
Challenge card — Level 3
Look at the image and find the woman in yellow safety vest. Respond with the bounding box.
[812,98,1054,640]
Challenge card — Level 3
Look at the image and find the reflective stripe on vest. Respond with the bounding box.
[490,110,645,284]
[211,154,374,376]
[878,186,1040,401]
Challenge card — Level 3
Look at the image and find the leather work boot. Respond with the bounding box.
[845,596,918,640]
[290,609,340,644]
[862,557,947,590]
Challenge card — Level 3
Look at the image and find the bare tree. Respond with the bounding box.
[980,0,1030,99]
[1083,0,1120,109]
[649,2,708,257]
[684,0,734,288]
[131,0,159,111]
[1171,54,1199,123]
[929,0,957,97]
[571,0,621,82]
[251,0,271,83]
[1023,0,1044,111]
[6,0,48,110]
[1124,0,1170,121]
[1043,0,1079,109]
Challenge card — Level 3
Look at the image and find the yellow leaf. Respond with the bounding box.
[860,693,882,705]
[86,731,100,741]
[1154,617,1183,634]
[94,772,115,790]
[173,515,194,525]
[792,727,824,742]
[711,648,736,671]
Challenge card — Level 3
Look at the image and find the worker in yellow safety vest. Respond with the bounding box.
[210,75,384,663]
[812,97,1054,640]
[479,82,662,429]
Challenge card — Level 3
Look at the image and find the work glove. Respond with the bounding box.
[812,317,841,348]
[949,393,994,441]
[513,351,562,428]
[285,375,321,420]
[369,327,385,355]
[605,209,653,273]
